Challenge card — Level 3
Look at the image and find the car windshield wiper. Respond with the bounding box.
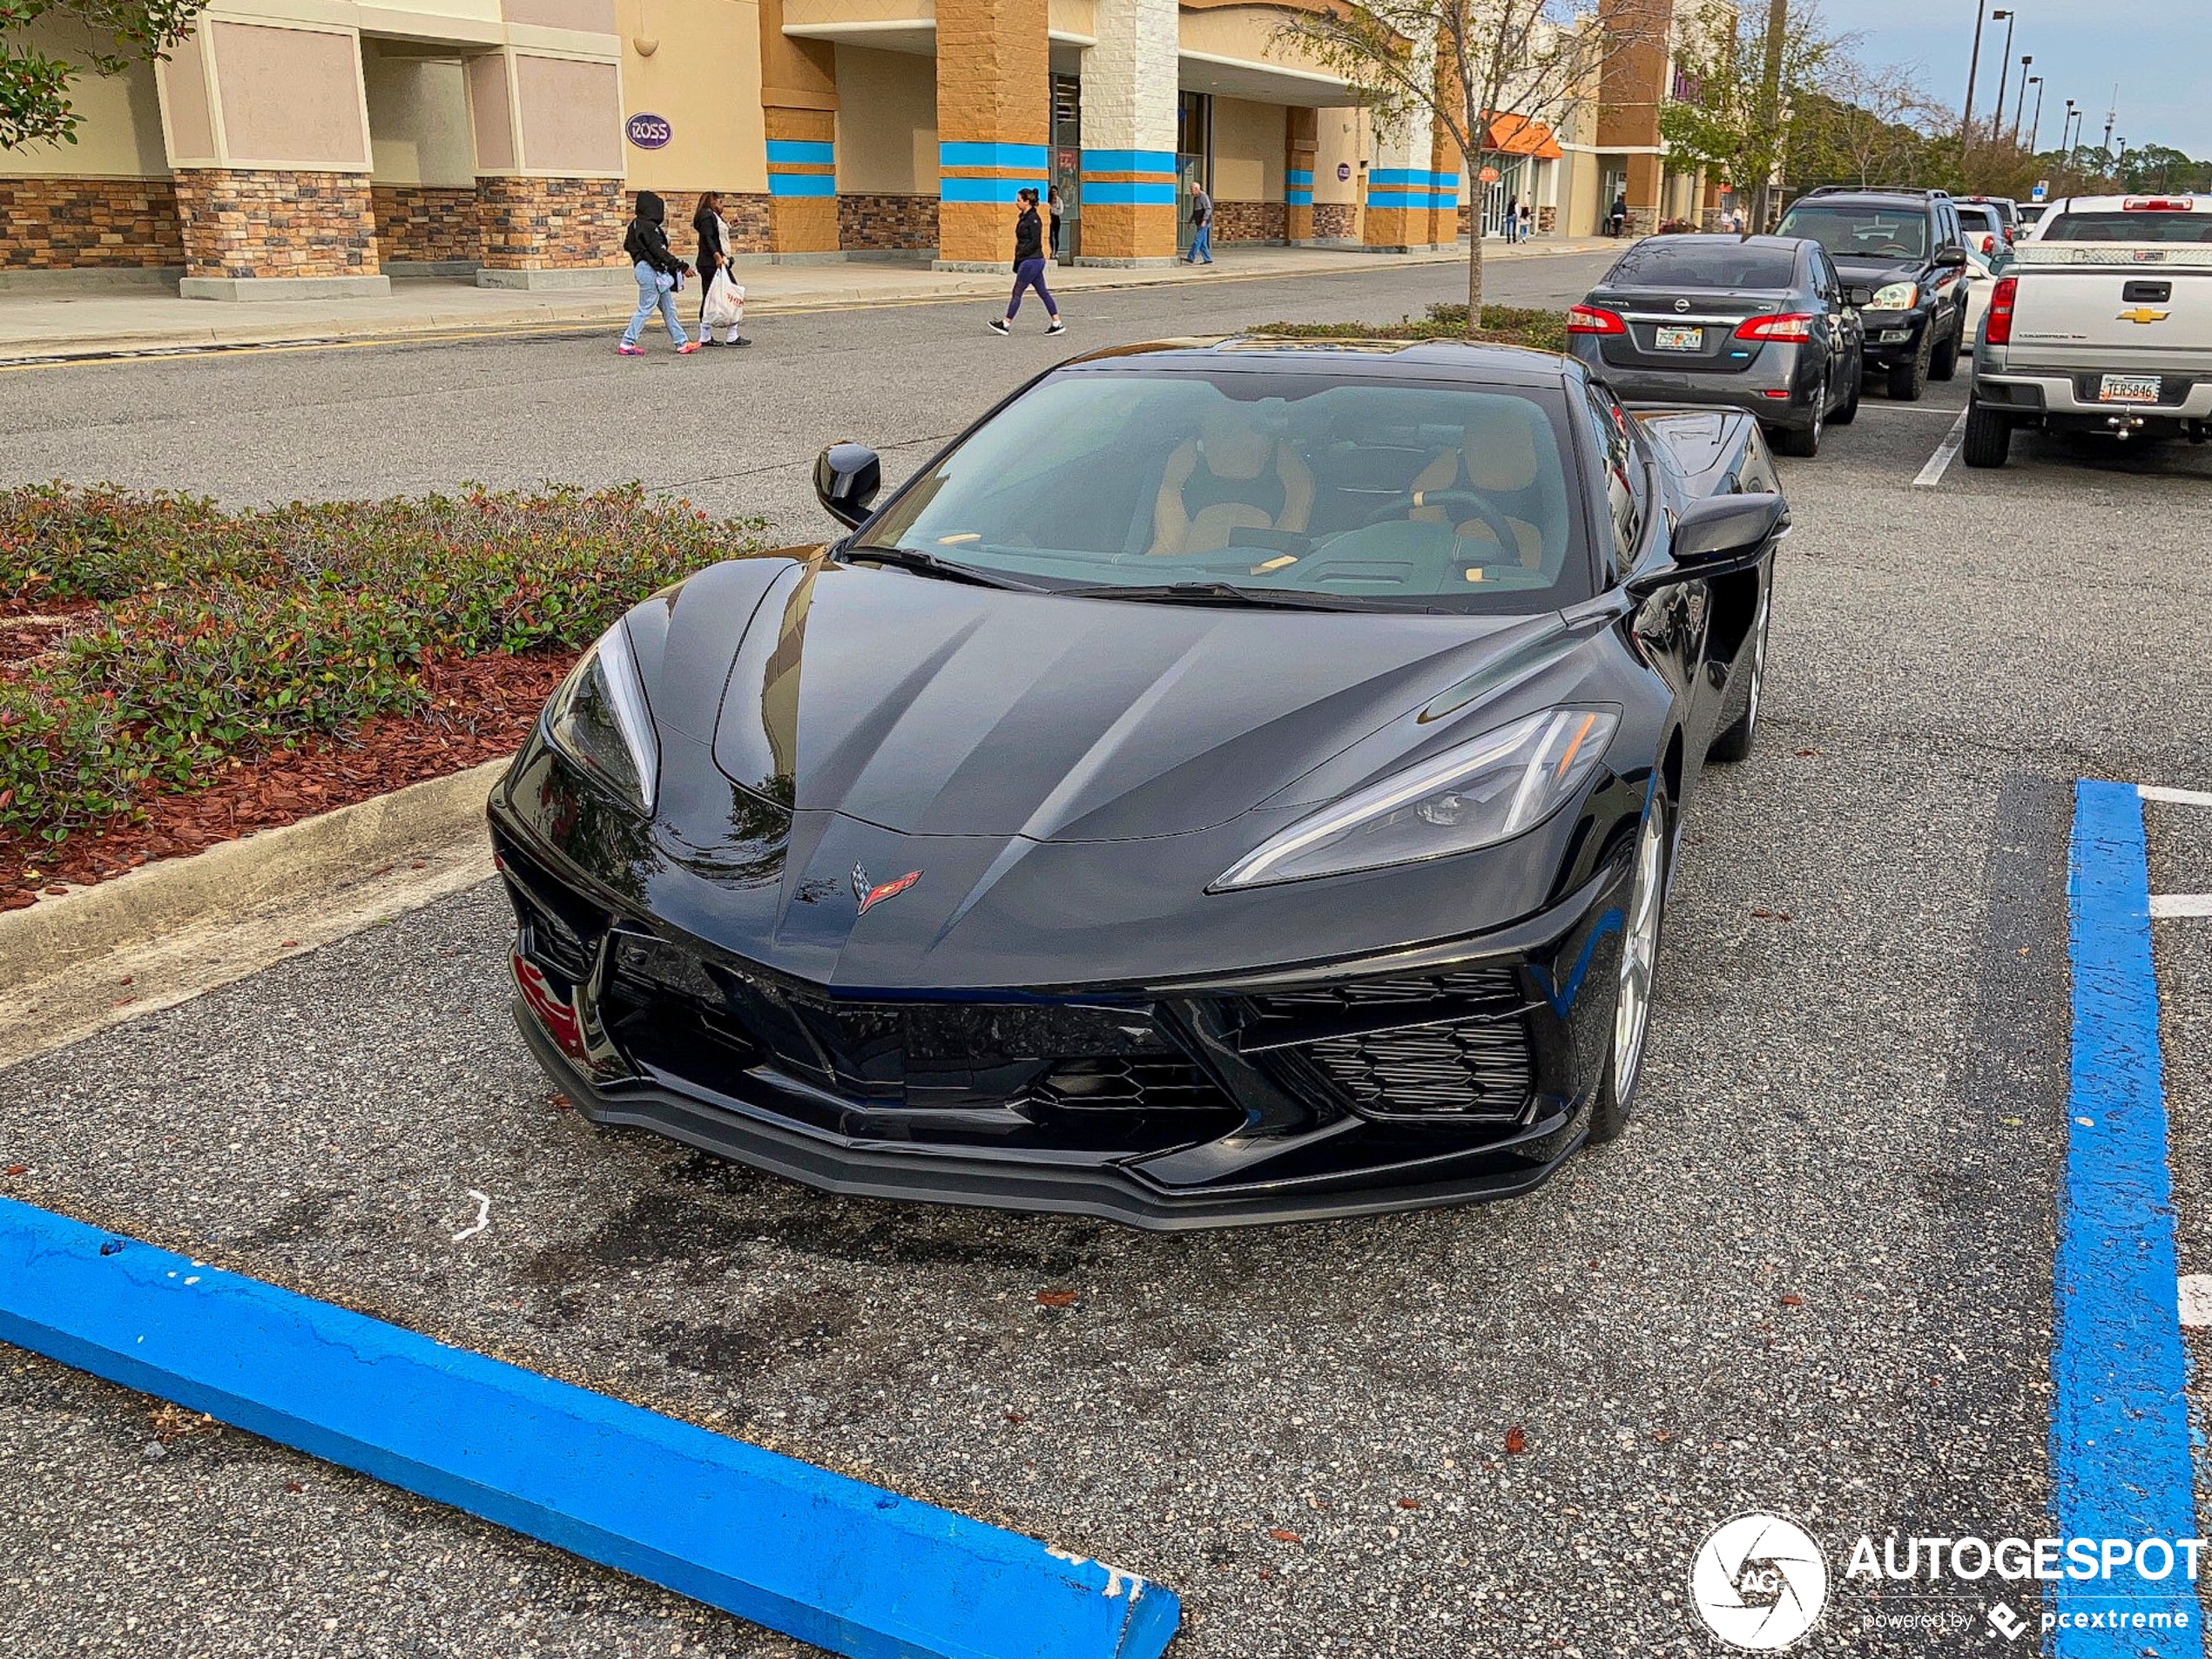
[840,545,1043,590]
[1049,580,1394,612]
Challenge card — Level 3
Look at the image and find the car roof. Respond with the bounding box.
[1055,337,1581,387]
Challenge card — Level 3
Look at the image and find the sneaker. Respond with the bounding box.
[700,337,721,347]
[1046,320,1066,335]
[730,336,752,347]
[676,341,703,354]
[617,343,644,356]
[988,318,1011,335]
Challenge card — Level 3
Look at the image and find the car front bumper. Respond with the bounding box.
[1858,311,1929,368]
[493,821,1634,1230]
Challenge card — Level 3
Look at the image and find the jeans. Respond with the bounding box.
[1504,216,1520,244]
[622,260,688,347]
[1007,256,1056,319]
[1186,222,1212,263]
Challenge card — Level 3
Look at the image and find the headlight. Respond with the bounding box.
[1212,708,1619,891]
[1871,281,1919,310]
[543,621,659,814]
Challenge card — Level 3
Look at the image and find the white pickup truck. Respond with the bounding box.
[1964,194,2212,468]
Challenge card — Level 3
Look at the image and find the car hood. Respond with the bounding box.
[1827,254,1927,285]
[702,558,1558,843]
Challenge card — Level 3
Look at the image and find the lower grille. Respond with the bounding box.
[1302,1021,1533,1117]
[1034,1057,1241,1113]
[1246,966,1534,1121]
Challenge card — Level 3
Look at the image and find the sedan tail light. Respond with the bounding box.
[1734,313,1815,341]
[1986,276,2019,346]
[1567,304,1627,335]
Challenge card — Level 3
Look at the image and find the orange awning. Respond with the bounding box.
[1483,112,1564,161]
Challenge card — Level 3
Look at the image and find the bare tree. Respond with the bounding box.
[1657,0,1843,228]
[1796,57,1943,187]
[1277,0,1633,331]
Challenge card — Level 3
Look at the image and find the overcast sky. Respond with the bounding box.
[1835,0,2211,158]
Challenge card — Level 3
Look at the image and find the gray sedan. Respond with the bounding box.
[1568,234,1866,458]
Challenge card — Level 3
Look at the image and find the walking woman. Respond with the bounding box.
[618,191,698,355]
[988,188,1064,336]
[691,192,752,347]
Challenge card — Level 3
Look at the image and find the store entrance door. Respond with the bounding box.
[1051,73,1080,262]
[1177,91,1212,255]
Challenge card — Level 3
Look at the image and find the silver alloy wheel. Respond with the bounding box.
[1743,587,1770,736]
[1612,805,1667,1106]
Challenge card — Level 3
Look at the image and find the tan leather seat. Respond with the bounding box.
[1407,404,1548,568]
[1150,410,1315,556]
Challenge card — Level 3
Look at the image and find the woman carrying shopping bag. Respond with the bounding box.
[691,192,752,348]
[618,192,698,355]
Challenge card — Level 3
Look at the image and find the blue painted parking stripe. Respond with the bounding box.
[2052,780,2204,1655]
[0,1197,1178,1659]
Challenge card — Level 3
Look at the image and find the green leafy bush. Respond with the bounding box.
[1247,302,1569,354]
[0,482,770,847]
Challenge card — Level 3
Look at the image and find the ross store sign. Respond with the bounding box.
[1337,162,1352,182]
[626,112,672,151]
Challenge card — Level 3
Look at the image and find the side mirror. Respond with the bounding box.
[1934,246,1970,269]
[1843,284,1874,308]
[814,442,882,529]
[1630,492,1787,595]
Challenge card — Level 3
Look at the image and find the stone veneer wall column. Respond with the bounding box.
[1311,106,1360,246]
[1074,0,1177,265]
[371,184,482,267]
[935,0,1049,268]
[466,36,629,288]
[174,168,381,285]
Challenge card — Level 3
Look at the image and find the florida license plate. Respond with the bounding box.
[2100,374,2161,404]
[1654,325,1704,352]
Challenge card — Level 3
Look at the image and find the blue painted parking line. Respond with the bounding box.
[0,1197,1178,1659]
[2051,779,2204,1656]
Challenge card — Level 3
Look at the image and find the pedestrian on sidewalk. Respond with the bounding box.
[1609,191,1629,238]
[691,192,752,347]
[988,188,1065,337]
[1185,183,1214,265]
[1503,196,1521,244]
[1519,200,1534,241]
[619,191,698,355]
[1048,184,1065,257]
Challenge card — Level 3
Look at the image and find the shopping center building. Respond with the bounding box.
[0,0,1711,297]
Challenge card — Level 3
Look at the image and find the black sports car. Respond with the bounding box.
[490,340,1787,1228]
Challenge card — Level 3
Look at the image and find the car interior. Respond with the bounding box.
[859,373,1588,608]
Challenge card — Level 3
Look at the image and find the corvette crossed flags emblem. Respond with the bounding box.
[852,862,922,915]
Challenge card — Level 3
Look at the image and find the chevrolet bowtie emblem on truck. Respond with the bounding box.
[2117,307,2171,325]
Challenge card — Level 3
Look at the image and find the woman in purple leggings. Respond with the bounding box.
[988,188,1065,337]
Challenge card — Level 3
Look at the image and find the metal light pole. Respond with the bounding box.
[2025,78,2044,153]
[2010,57,2034,148]
[1963,3,1993,145]
[2063,104,2080,175]
[1988,11,2018,140]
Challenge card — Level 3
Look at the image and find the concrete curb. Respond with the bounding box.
[0,241,1615,366]
[0,757,510,997]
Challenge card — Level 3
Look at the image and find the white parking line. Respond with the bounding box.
[2149,895,2212,919]
[1912,409,1971,488]
[2141,786,2212,810]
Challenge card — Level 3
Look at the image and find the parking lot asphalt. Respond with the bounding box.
[5,254,2212,1656]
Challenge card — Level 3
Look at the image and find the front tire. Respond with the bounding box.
[1588,795,1671,1144]
[1962,398,2013,469]
[1887,328,1932,401]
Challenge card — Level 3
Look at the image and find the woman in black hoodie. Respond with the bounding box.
[690,192,751,347]
[988,187,1063,336]
[618,191,697,355]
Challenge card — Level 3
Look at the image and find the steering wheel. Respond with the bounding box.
[1363,488,1521,559]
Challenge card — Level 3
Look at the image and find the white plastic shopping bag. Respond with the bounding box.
[703,269,745,331]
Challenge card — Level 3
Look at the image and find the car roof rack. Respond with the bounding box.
[1799,185,1951,200]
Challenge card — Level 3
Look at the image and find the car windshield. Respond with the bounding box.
[1772,204,1930,260]
[2042,211,2212,244]
[1603,239,1797,288]
[853,368,1592,613]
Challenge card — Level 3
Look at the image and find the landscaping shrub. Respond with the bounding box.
[1248,302,1569,354]
[0,482,770,849]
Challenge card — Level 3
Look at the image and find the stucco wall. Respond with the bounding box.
[1209,96,1282,200]
[211,21,370,170]
[834,44,934,195]
[515,53,623,174]
[364,50,476,187]
[2,18,168,179]
[617,0,768,194]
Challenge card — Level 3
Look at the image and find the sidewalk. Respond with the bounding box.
[0,239,1615,363]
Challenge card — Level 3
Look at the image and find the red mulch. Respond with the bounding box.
[0,598,98,683]
[0,649,575,907]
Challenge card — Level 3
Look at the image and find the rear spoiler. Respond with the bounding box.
[2015,244,2212,269]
